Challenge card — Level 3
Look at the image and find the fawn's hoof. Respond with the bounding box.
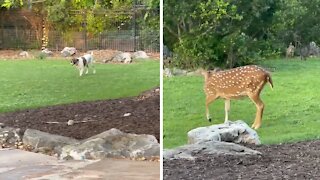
[208,118,212,122]
[251,124,261,130]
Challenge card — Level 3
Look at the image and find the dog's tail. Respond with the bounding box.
[90,51,93,56]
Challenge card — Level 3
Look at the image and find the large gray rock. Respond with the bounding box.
[163,140,261,160]
[61,47,77,57]
[309,41,320,56]
[111,51,132,63]
[23,129,79,152]
[188,120,261,145]
[60,128,159,160]
[132,51,149,59]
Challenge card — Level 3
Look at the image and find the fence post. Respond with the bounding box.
[133,0,137,52]
[0,13,3,49]
[83,10,88,52]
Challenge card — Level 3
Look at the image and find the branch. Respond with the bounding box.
[164,24,179,38]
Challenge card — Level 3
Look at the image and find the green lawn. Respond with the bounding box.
[164,58,320,148]
[0,59,159,113]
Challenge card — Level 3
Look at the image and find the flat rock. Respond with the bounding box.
[41,48,53,56]
[61,47,77,57]
[0,149,159,180]
[23,129,79,152]
[60,128,159,160]
[111,51,132,63]
[132,51,149,59]
[163,140,261,160]
[188,120,261,145]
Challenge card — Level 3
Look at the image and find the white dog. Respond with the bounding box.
[71,52,96,76]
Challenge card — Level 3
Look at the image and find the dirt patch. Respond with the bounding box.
[0,87,159,141]
[164,140,320,179]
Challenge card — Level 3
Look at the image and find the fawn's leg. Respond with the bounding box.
[248,94,264,129]
[224,99,230,123]
[206,95,217,122]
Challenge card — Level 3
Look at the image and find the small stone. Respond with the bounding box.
[19,51,29,57]
[123,113,131,117]
[63,155,74,160]
[67,120,74,126]
[15,128,21,133]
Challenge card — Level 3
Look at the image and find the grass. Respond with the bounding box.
[0,59,159,113]
[164,58,320,149]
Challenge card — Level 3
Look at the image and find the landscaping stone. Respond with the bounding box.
[188,120,261,145]
[132,51,149,59]
[0,127,23,147]
[23,129,79,152]
[110,51,132,63]
[18,51,29,58]
[61,47,77,57]
[164,121,261,161]
[41,48,53,56]
[67,120,74,126]
[164,68,190,77]
[164,68,173,77]
[163,140,261,160]
[60,128,159,160]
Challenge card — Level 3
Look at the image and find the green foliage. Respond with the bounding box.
[165,0,277,69]
[0,59,159,113]
[1,0,157,35]
[272,0,320,47]
[164,59,320,148]
[1,0,23,8]
[165,0,320,69]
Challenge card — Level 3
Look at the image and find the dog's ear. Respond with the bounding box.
[71,58,79,65]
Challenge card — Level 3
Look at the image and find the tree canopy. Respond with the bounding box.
[165,0,320,69]
[1,0,159,33]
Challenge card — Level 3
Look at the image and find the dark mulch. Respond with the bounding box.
[0,88,160,141]
[164,140,320,180]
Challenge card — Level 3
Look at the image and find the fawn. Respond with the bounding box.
[202,65,273,129]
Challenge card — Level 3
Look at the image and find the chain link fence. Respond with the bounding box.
[0,4,159,53]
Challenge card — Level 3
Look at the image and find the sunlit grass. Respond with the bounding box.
[164,58,320,148]
[0,59,159,113]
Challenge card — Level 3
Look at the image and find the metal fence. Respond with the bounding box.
[0,5,159,52]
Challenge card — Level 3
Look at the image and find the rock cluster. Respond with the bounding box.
[104,51,150,63]
[0,124,159,161]
[164,120,262,160]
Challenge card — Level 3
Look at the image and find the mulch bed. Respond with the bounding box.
[0,88,159,141]
[164,140,320,179]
